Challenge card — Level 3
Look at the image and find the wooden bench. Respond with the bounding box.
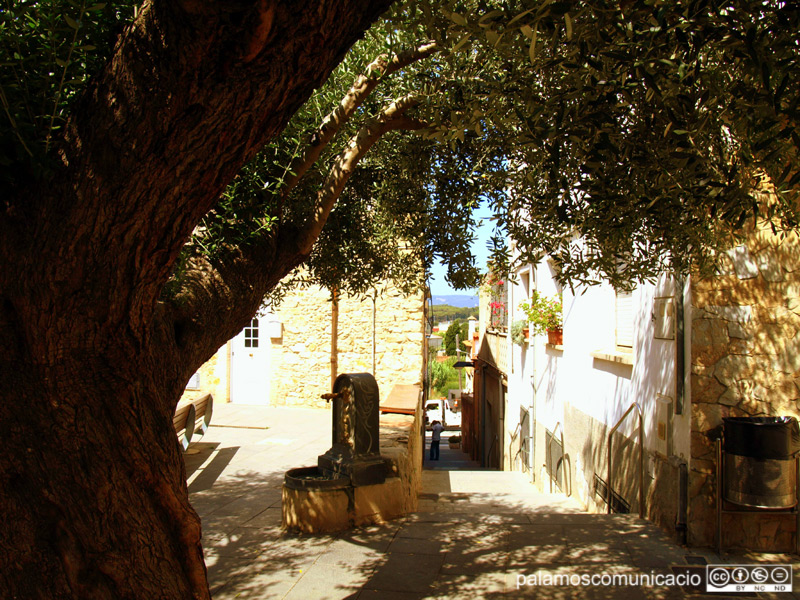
[174,393,214,451]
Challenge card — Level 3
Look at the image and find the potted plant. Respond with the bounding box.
[448,435,461,449]
[510,319,529,346]
[519,292,563,345]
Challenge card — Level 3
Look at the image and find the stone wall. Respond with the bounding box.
[268,284,335,408]
[181,343,230,404]
[373,408,424,520]
[270,284,424,408]
[689,224,800,550]
[179,282,424,409]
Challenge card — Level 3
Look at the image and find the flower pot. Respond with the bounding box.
[523,327,529,339]
[547,328,563,345]
[449,442,460,450]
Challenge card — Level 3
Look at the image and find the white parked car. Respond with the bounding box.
[426,400,443,429]
[445,390,463,428]
[444,404,461,428]
[426,396,462,429]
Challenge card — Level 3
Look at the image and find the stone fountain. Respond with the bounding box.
[283,373,393,532]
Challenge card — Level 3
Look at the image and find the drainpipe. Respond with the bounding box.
[456,333,462,391]
[499,373,505,469]
[480,363,487,468]
[372,292,377,375]
[226,340,232,404]
[674,272,688,543]
[677,460,688,544]
[331,288,339,390]
[530,266,537,483]
[675,274,685,415]
[531,351,537,484]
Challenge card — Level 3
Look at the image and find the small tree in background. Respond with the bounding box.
[443,320,469,356]
[431,356,458,396]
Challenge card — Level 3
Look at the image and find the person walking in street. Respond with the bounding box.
[430,420,444,460]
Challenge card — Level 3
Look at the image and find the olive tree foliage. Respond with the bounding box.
[202,0,800,297]
[4,0,799,299]
[0,1,137,183]
[182,15,507,302]
[421,0,800,288]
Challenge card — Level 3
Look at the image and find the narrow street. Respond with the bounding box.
[189,406,798,599]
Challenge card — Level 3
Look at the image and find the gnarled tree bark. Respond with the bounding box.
[0,1,392,598]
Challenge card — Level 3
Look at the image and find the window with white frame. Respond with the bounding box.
[244,318,259,348]
[615,291,634,349]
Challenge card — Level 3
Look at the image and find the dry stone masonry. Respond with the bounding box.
[690,223,800,551]
[181,281,424,409]
[271,284,424,408]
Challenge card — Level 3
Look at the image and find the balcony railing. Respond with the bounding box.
[482,329,508,375]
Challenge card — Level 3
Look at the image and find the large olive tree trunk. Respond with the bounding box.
[0,1,392,597]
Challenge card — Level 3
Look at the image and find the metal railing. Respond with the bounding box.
[487,434,499,469]
[607,402,645,519]
[510,424,533,474]
[509,422,522,471]
[547,422,571,496]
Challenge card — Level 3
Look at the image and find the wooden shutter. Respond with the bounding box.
[615,292,634,348]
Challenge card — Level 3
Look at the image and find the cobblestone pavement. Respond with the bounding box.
[188,405,799,599]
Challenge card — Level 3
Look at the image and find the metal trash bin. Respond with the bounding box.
[723,416,800,508]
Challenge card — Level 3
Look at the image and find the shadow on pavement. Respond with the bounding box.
[185,410,721,599]
[189,446,239,493]
[197,464,700,600]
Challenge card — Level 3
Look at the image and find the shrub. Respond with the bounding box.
[430,356,458,394]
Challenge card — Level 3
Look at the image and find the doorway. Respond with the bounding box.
[230,317,271,405]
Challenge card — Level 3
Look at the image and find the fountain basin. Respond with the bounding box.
[282,468,408,534]
[282,466,357,533]
[284,466,351,491]
[282,376,423,534]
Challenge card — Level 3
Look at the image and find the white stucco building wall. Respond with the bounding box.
[504,256,691,530]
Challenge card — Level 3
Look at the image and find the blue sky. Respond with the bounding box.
[427,201,495,296]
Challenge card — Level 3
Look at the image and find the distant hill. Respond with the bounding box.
[428,303,479,322]
[431,294,479,308]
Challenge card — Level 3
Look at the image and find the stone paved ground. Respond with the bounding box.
[188,405,799,599]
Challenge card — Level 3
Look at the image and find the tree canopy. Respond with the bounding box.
[4,0,799,300]
[454,0,800,287]
[2,0,799,597]
[179,0,800,299]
